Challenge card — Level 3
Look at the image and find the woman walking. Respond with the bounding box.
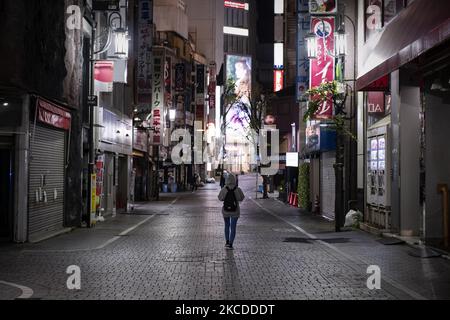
[218,174,245,250]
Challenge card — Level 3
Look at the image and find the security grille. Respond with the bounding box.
[28,124,65,242]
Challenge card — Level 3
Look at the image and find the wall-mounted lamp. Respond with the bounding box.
[305,32,317,60]
[114,27,129,58]
[334,27,348,57]
[169,109,176,122]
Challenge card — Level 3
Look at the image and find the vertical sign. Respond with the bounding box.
[137,0,153,114]
[297,0,310,101]
[196,65,206,123]
[164,56,173,135]
[196,65,206,101]
[208,62,217,124]
[310,16,335,119]
[150,49,164,145]
[90,174,97,225]
[175,63,186,92]
[274,70,284,92]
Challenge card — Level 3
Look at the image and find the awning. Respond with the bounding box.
[37,98,72,131]
[357,0,450,91]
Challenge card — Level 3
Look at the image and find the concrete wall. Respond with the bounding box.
[399,86,421,236]
[425,93,450,242]
[185,0,224,68]
[154,0,189,39]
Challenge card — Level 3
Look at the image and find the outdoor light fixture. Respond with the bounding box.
[2,102,8,107]
[114,27,129,58]
[431,79,443,91]
[335,27,348,57]
[169,109,176,122]
[305,32,317,59]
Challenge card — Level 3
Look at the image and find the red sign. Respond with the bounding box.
[274,70,284,92]
[367,92,385,114]
[224,1,247,10]
[310,17,335,119]
[37,98,71,131]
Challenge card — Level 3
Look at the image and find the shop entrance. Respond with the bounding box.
[0,148,13,240]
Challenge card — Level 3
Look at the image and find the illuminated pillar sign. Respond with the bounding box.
[224,1,249,10]
[274,70,284,92]
[309,16,335,119]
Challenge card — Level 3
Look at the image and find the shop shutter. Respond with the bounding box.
[28,124,65,242]
[321,151,336,220]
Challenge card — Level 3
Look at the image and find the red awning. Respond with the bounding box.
[357,0,450,91]
[37,98,72,131]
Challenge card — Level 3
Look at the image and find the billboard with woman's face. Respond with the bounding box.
[226,55,252,137]
[226,55,252,106]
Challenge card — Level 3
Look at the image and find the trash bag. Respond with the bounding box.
[344,210,363,227]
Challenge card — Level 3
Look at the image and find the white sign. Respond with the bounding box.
[286,152,299,167]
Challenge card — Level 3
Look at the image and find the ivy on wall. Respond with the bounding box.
[298,163,310,210]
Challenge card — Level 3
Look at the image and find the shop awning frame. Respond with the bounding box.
[357,0,450,91]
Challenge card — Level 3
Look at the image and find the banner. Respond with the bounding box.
[296,8,310,101]
[150,49,164,145]
[175,63,186,92]
[310,16,335,119]
[196,65,206,104]
[208,62,217,124]
[136,0,153,113]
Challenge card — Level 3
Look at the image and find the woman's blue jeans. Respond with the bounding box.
[224,217,239,245]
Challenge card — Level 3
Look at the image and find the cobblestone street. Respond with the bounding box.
[1,175,450,300]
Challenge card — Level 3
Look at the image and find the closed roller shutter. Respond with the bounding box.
[321,151,336,220]
[28,124,65,242]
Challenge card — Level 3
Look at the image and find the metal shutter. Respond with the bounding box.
[28,124,65,242]
[321,151,336,220]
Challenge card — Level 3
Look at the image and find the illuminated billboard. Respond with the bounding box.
[226,55,252,137]
[226,55,252,106]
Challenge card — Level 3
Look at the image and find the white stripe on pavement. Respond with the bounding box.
[250,198,428,301]
[0,280,34,299]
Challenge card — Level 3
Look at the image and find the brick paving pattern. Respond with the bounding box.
[0,176,449,300]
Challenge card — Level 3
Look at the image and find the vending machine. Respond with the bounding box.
[367,122,391,229]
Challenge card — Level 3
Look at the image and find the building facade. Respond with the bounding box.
[357,0,450,251]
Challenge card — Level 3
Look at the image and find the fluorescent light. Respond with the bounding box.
[274,43,284,69]
[223,26,249,37]
[274,0,284,14]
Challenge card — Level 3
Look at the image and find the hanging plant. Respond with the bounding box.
[303,80,356,141]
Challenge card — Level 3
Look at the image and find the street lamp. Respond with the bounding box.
[305,32,318,59]
[169,109,176,122]
[334,26,348,57]
[113,27,129,58]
